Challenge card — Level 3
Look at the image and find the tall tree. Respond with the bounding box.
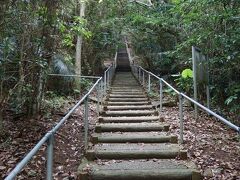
[75,0,86,76]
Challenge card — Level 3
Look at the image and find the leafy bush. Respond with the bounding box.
[224,84,240,115]
[43,91,73,115]
[175,69,193,95]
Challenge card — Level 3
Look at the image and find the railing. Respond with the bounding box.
[104,63,115,95]
[5,64,115,180]
[131,65,240,143]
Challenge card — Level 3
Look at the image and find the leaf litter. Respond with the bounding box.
[0,99,98,179]
[161,105,240,179]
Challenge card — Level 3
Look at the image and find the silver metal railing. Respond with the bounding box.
[5,64,115,180]
[131,65,240,144]
[103,64,115,95]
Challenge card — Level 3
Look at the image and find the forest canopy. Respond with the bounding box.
[0,0,239,129]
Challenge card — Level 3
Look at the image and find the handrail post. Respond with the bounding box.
[138,68,141,82]
[159,79,163,112]
[148,73,151,92]
[46,133,54,180]
[207,84,210,109]
[107,70,110,90]
[84,96,89,150]
[96,82,100,116]
[111,66,114,81]
[101,79,104,103]
[109,67,112,82]
[104,71,107,95]
[142,71,145,87]
[179,93,184,144]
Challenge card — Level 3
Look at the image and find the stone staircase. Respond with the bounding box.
[78,72,202,180]
[116,49,131,71]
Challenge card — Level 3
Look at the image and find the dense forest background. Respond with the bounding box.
[0,0,239,135]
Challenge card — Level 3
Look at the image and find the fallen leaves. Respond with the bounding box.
[160,103,240,179]
[0,100,99,179]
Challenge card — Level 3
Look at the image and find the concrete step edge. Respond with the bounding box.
[98,116,164,123]
[91,135,178,144]
[86,150,188,160]
[78,169,202,180]
[95,124,169,132]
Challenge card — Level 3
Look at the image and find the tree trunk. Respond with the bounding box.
[75,1,86,73]
[31,0,57,116]
[75,1,86,90]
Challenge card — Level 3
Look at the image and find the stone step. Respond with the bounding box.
[101,110,157,116]
[78,159,201,180]
[99,116,163,123]
[110,91,144,94]
[110,88,142,91]
[110,87,142,90]
[112,79,137,81]
[111,85,140,87]
[95,123,169,132]
[91,132,178,144]
[104,105,153,110]
[110,91,145,95]
[111,86,141,89]
[111,82,138,84]
[109,94,146,98]
[86,143,187,160]
[112,84,139,86]
[108,98,148,102]
[113,79,136,81]
[112,82,138,84]
[107,101,150,105]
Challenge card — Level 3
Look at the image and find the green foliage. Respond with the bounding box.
[58,17,92,48]
[0,0,95,117]
[163,88,177,97]
[116,0,239,118]
[80,78,93,91]
[181,69,193,78]
[43,91,73,115]
[224,84,240,114]
[175,69,193,95]
[148,91,159,99]
[8,83,33,114]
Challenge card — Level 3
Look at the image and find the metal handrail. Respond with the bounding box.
[131,65,240,143]
[161,78,180,94]
[5,63,116,179]
[103,64,115,95]
[181,93,239,131]
[48,74,101,79]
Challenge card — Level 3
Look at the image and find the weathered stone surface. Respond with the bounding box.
[101,110,157,116]
[108,97,148,102]
[107,101,150,105]
[105,105,153,110]
[95,123,169,132]
[86,143,187,160]
[78,159,202,180]
[98,116,161,123]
